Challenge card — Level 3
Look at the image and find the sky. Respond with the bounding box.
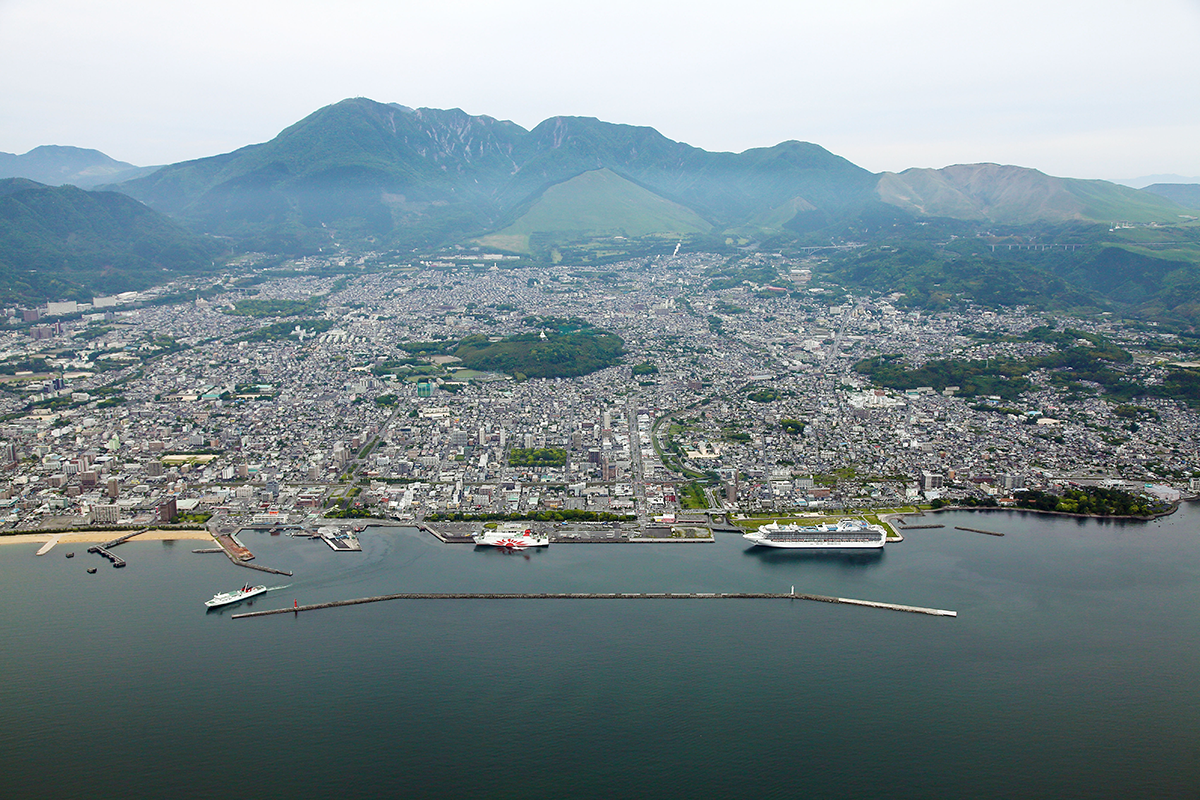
[2,0,1199,181]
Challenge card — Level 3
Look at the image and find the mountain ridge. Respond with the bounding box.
[106,98,881,250]
[94,98,1194,252]
[0,178,223,302]
[0,145,158,188]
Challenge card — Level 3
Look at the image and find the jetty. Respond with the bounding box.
[214,529,293,576]
[215,532,254,561]
[232,591,956,619]
[954,526,1005,537]
[418,523,476,544]
[100,528,151,549]
[899,524,944,530]
[80,528,152,568]
[86,545,126,568]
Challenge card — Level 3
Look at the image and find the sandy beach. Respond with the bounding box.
[0,529,216,546]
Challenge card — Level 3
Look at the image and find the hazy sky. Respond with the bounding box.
[2,0,1198,180]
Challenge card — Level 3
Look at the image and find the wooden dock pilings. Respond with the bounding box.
[954,526,1005,537]
[232,591,956,619]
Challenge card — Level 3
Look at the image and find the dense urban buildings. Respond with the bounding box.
[0,251,1192,532]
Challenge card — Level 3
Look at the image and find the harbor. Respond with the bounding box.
[7,505,1200,800]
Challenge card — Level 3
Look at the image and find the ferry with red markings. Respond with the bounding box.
[205,584,268,608]
[473,523,549,549]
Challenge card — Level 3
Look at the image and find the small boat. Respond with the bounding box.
[205,584,268,608]
[87,567,97,574]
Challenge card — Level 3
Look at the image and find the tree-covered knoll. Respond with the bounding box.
[508,448,568,467]
[454,328,624,379]
[1013,486,1167,517]
[855,333,1136,402]
[224,298,320,317]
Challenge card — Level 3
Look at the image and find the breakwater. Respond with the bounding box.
[232,591,956,619]
[212,528,292,575]
[955,526,1005,537]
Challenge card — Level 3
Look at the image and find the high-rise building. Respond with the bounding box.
[90,504,119,524]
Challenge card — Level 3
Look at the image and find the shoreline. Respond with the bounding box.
[926,502,1180,522]
[0,529,216,546]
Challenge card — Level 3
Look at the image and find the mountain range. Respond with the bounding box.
[3,97,1199,321]
[91,97,1195,253]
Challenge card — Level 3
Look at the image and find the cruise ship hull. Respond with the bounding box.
[743,520,887,549]
[742,534,885,549]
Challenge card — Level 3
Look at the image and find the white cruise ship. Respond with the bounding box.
[742,519,887,549]
[205,584,268,608]
[472,523,549,549]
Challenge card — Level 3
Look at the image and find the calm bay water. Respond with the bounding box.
[2,507,1199,799]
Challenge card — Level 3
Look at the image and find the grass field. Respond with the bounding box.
[478,168,711,253]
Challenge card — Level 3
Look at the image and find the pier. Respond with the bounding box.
[86,545,125,568]
[232,591,956,619]
[954,526,1005,537]
[418,523,476,544]
[100,528,151,549]
[214,529,293,576]
[78,528,151,568]
[215,533,254,561]
[899,524,945,530]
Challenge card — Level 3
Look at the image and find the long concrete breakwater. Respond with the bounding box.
[232,592,956,619]
[954,526,1005,537]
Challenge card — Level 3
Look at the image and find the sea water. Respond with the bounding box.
[2,507,1198,799]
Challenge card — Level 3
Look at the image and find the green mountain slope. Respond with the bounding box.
[877,164,1191,224]
[0,179,223,302]
[1141,184,1200,211]
[478,168,711,252]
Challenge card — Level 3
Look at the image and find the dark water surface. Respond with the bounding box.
[2,507,1199,799]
